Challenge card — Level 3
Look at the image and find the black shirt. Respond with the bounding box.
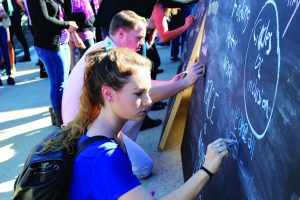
[27,0,72,51]
[95,0,157,30]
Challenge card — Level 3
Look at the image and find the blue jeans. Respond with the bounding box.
[60,43,71,76]
[0,26,12,76]
[35,46,70,111]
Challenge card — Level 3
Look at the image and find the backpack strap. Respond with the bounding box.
[75,135,112,158]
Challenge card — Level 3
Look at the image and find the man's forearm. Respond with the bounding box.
[149,79,189,102]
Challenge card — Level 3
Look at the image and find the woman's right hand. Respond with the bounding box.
[202,138,232,174]
[184,15,194,29]
[67,21,78,32]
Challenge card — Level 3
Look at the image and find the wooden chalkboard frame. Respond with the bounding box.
[158,11,207,151]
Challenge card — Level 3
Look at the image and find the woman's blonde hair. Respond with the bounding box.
[42,48,152,153]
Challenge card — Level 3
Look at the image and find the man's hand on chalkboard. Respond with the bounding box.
[202,138,232,175]
[182,62,205,87]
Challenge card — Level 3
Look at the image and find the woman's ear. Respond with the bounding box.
[102,85,113,102]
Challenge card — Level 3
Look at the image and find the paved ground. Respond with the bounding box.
[0,43,184,199]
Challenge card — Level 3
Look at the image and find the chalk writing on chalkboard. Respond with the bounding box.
[204,80,219,125]
[282,0,299,37]
[231,0,250,32]
[225,106,255,160]
[244,0,280,139]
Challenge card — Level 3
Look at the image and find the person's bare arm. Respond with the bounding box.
[118,138,231,200]
[71,32,86,49]
[118,185,154,200]
[153,4,194,42]
[16,0,26,12]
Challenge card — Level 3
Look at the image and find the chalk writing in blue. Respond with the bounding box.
[204,80,219,124]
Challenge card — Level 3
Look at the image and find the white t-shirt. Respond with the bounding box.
[62,37,117,124]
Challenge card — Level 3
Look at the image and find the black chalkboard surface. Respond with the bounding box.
[181,0,300,199]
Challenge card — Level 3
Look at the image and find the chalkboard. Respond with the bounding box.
[181,0,300,199]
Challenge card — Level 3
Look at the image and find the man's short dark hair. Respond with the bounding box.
[109,10,148,36]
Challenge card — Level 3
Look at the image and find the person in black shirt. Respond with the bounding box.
[27,0,78,126]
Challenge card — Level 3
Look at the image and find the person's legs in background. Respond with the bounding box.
[9,14,31,62]
[35,47,69,126]
[60,43,71,83]
[28,23,47,78]
[0,26,15,85]
[6,28,15,72]
[139,41,163,130]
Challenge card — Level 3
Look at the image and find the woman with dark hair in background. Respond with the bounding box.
[27,0,78,126]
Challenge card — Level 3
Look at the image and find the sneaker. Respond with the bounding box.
[7,77,15,85]
[36,59,43,67]
[0,78,3,86]
[19,56,31,62]
[155,101,167,106]
[40,65,48,78]
[40,71,48,78]
[140,115,162,131]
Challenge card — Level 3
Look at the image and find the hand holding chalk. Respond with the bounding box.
[181,71,189,79]
[226,139,238,148]
[202,138,231,175]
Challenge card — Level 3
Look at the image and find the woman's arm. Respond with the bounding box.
[16,0,26,12]
[119,138,231,200]
[152,3,193,42]
[71,31,86,49]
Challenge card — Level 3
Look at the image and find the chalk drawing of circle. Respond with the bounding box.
[243,0,280,139]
